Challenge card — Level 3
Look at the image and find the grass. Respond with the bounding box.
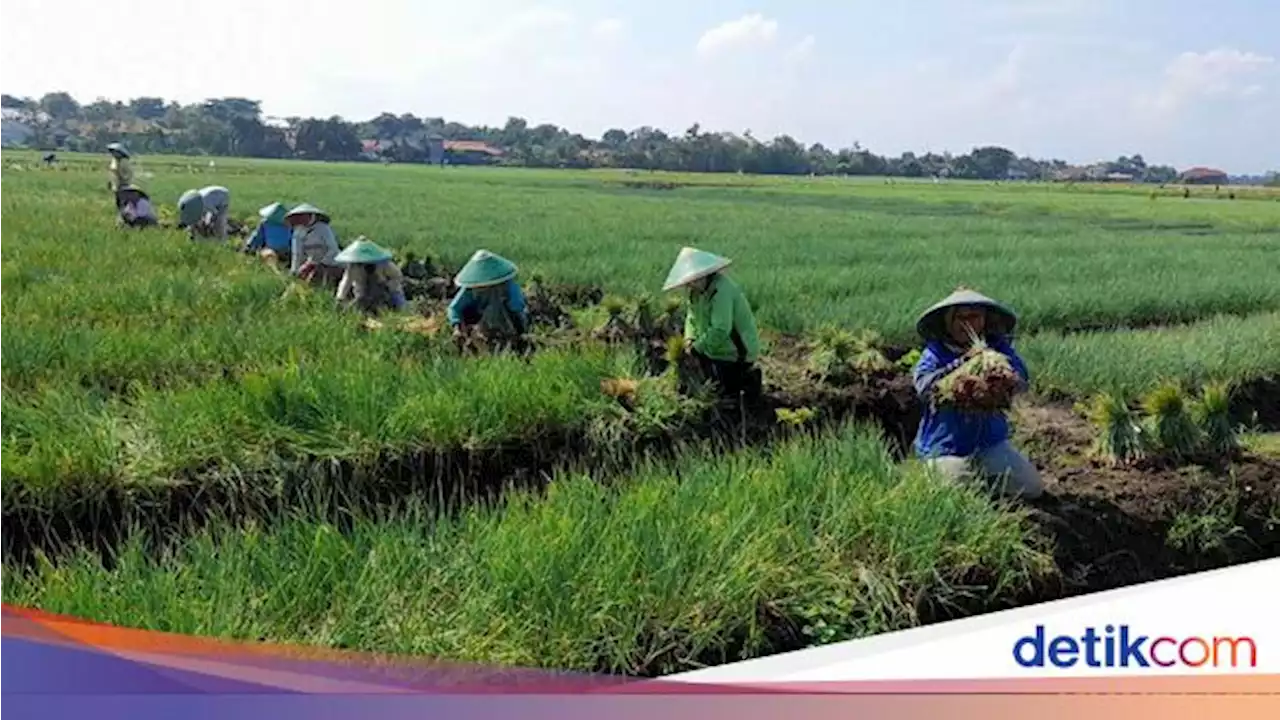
[6,151,1280,340]
[0,423,1049,675]
[1019,311,1280,398]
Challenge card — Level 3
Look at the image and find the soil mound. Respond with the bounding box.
[1015,402,1279,595]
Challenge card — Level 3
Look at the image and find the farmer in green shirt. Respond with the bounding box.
[663,246,763,401]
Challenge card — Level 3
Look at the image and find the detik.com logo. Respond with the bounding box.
[1013,625,1257,669]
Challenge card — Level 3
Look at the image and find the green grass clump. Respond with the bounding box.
[1192,382,1238,459]
[1142,381,1202,460]
[1084,392,1144,466]
[1,423,1047,675]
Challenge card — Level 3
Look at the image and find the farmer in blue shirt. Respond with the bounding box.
[242,202,293,263]
[447,249,529,350]
[911,288,1044,500]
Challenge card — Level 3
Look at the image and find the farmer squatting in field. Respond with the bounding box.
[333,237,407,314]
[447,249,530,350]
[911,288,1044,500]
[115,185,157,228]
[242,202,294,264]
[285,203,344,286]
[176,185,232,241]
[663,247,764,403]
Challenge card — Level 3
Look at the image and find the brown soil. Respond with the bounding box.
[1014,401,1280,594]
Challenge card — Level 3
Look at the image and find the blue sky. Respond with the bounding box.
[3,0,1277,172]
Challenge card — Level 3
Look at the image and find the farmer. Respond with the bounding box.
[911,288,1043,500]
[334,236,407,314]
[106,142,133,208]
[116,185,157,228]
[662,246,762,402]
[177,185,232,241]
[242,202,293,264]
[285,203,344,286]
[447,249,529,348]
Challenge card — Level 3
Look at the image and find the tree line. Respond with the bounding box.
[0,90,1247,184]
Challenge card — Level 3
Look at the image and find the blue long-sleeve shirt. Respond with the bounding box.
[911,336,1030,458]
[243,222,293,254]
[447,280,528,329]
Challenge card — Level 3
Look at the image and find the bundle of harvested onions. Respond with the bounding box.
[933,330,1021,412]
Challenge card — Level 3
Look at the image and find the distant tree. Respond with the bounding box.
[38,92,80,120]
[129,97,167,120]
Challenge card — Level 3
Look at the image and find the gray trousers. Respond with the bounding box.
[925,441,1045,500]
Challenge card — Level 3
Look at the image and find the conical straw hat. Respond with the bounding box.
[662,247,732,291]
[454,249,517,288]
[176,189,203,227]
[258,202,287,224]
[915,287,1018,341]
[334,237,394,265]
[284,203,330,225]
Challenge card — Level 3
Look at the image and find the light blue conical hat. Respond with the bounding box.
[915,287,1017,341]
[662,247,732,291]
[454,249,517,288]
[106,142,130,158]
[176,189,203,227]
[334,237,394,265]
[258,202,287,224]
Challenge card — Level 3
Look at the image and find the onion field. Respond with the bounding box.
[2,150,1278,675]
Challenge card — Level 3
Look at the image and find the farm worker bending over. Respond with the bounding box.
[116,185,157,228]
[177,185,232,241]
[106,142,133,208]
[285,203,344,286]
[911,288,1043,500]
[243,202,293,263]
[447,249,529,342]
[334,237,407,314]
[662,246,763,401]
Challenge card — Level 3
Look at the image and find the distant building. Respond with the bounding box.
[1104,172,1136,182]
[1178,166,1229,185]
[360,139,384,160]
[358,136,504,165]
[442,140,504,165]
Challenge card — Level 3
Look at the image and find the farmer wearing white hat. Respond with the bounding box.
[447,249,529,344]
[285,203,344,286]
[911,287,1042,500]
[106,142,133,208]
[116,185,157,228]
[334,237,407,314]
[242,202,293,264]
[177,185,231,241]
[662,247,762,401]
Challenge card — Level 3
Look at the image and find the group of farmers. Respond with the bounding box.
[104,143,1042,503]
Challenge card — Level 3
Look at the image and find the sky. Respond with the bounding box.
[2,0,1278,172]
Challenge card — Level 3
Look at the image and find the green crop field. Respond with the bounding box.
[3,150,1278,675]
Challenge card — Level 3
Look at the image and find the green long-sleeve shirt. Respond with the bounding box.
[684,273,761,363]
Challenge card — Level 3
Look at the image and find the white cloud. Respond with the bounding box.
[1146,48,1275,113]
[591,18,625,40]
[695,14,779,57]
[785,35,816,64]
